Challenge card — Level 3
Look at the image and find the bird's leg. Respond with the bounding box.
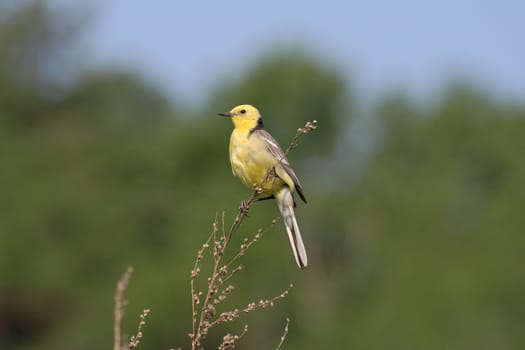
[239,195,274,215]
[268,167,277,186]
[254,195,275,202]
[251,167,277,204]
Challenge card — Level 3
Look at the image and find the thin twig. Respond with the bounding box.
[192,214,233,349]
[190,215,219,347]
[243,284,293,313]
[284,120,317,156]
[129,308,151,349]
[114,266,133,350]
[276,317,290,350]
[218,324,249,350]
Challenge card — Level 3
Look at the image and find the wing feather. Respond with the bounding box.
[252,129,307,203]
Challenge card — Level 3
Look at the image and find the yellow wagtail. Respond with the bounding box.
[219,104,308,269]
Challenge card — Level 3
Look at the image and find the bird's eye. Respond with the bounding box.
[240,109,246,114]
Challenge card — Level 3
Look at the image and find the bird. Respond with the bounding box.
[219,104,308,269]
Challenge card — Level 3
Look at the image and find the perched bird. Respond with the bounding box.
[219,104,308,268]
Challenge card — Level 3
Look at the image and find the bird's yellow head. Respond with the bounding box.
[219,104,262,130]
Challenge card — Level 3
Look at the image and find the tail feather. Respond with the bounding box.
[276,188,308,269]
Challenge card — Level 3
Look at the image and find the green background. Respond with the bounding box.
[1,2,524,349]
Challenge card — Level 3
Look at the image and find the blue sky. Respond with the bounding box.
[66,0,524,103]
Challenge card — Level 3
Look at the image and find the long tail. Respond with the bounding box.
[275,188,308,269]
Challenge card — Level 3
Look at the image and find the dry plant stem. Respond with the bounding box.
[190,215,219,345]
[129,308,151,349]
[218,324,249,350]
[190,215,275,348]
[114,266,133,350]
[276,318,290,350]
[242,284,293,314]
[284,120,318,156]
[189,215,280,348]
[191,214,227,349]
[209,284,293,328]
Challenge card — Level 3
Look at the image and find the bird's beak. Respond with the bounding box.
[218,111,232,117]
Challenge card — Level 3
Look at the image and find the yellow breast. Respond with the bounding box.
[229,129,284,195]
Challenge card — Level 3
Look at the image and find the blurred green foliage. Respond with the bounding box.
[1,2,524,350]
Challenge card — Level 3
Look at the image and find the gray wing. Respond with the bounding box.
[253,129,307,203]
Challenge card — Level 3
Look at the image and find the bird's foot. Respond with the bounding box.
[239,200,251,215]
